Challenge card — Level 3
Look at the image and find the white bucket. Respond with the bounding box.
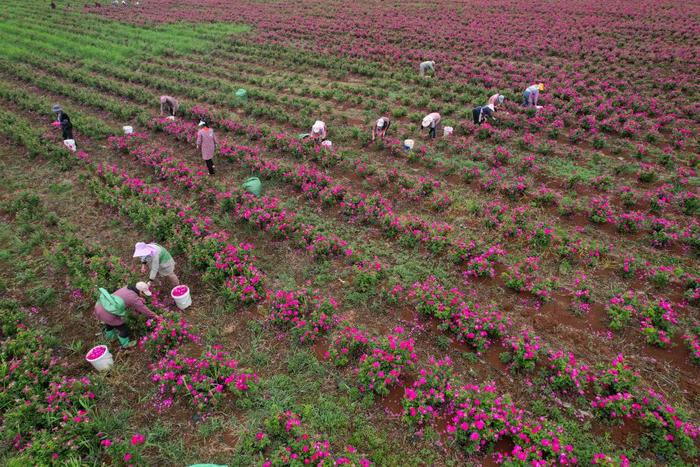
[63,139,77,152]
[166,116,176,121]
[443,126,454,136]
[86,345,113,371]
[403,139,414,150]
[535,105,543,110]
[171,285,192,310]
[321,140,332,148]
[123,126,133,135]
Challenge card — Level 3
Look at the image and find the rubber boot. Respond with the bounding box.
[118,335,136,348]
[104,329,117,340]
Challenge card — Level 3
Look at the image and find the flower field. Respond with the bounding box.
[0,0,698,465]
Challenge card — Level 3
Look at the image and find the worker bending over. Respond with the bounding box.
[94,282,157,348]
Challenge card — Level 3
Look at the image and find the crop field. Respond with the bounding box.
[0,0,698,465]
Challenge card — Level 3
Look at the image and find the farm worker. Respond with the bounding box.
[371,117,391,142]
[196,120,218,175]
[310,120,327,142]
[133,242,180,287]
[522,83,544,107]
[52,104,74,140]
[159,95,178,116]
[488,93,506,109]
[421,112,441,139]
[419,60,435,77]
[472,105,495,125]
[94,282,157,348]
[472,94,504,125]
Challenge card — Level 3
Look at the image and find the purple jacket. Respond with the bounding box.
[94,287,155,326]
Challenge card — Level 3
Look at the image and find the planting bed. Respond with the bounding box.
[0,0,698,465]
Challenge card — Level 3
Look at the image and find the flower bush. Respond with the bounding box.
[605,291,644,332]
[355,328,417,396]
[326,326,373,367]
[544,350,589,396]
[639,299,678,348]
[268,289,338,344]
[138,314,201,355]
[252,411,371,466]
[502,330,542,372]
[683,323,700,365]
[402,356,456,426]
[446,383,518,455]
[150,347,258,411]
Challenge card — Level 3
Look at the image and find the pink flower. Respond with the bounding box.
[256,431,265,440]
[131,434,145,446]
[124,453,132,462]
[101,439,112,447]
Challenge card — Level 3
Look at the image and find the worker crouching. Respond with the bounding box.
[94,282,157,348]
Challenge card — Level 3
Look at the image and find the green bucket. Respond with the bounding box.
[235,88,247,101]
[242,177,261,197]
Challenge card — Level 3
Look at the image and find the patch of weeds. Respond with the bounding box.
[286,348,326,379]
[435,335,451,351]
[49,180,73,194]
[198,416,226,438]
[28,286,56,307]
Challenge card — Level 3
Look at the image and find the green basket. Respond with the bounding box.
[242,177,261,197]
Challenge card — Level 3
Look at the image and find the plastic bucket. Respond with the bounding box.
[443,126,453,137]
[235,89,248,101]
[242,177,262,197]
[86,345,113,371]
[63,139,77,152]
[166,115,176,121]
[321,140,332,148]
[403,139,414,151]
[123,126,133,135]
[171,285,192,310]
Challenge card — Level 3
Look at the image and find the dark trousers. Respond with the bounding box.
[429,126,436,138]
[472,107,481,125]
[205,159,215,175]
[472,106,492,125]
[165,103,174,116]
[62,125,73,140]
[105,323,130,338]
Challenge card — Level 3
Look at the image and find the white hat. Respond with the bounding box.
[312,120,325,133]
[133,242,156,258]
[422,116,433,128]
[377,118,385,128]
[135,281,152,297]
[198,120,206,127]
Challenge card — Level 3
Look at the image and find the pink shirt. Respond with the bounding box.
[426,112,441,127]
[488,94,501,107]
[94,287,155,326]
[196,128,218,160]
